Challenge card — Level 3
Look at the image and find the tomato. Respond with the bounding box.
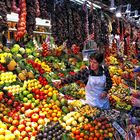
[80,133,84,137]
[88,137,94,140]
[93,138,98,140]
[84,135,89,139]
[90,127,95,132]
[75,130,80,135]
[79,138,84,140]
[95,133,100,137]
[84,124,90,130]
[75,135,80,139]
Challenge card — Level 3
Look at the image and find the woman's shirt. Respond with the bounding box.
[61,66,112,92]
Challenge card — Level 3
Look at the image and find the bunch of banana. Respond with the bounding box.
[69,100,83,108]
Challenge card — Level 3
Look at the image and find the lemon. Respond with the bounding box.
[0,135,5,140]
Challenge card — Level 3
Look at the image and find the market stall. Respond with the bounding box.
[0,0,140,140]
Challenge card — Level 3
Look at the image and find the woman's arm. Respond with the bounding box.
[61,68,89,85]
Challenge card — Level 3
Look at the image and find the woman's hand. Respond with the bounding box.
[100,92,107,99]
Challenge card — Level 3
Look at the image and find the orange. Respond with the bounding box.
[52,105,58,109]
[45,108,49,111]
[53,109,58,113]
[48,104,52,108]
[53,117,58,121]
[57,113,61,117]
[48,92,53,97]
[48,110,53,114]
[49,117,53,121]
[52,113,56,117]
[48,87,53,92]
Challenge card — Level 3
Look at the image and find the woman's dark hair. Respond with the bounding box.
[89,52,104,64]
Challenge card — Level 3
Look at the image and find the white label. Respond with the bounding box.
[112,121,127,138]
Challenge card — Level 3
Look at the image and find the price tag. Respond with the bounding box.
[112,121,127,139]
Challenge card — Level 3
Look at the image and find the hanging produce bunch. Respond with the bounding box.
[14,0,27,41]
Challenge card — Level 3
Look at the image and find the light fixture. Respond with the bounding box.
[116,6,122,18]
[134,10,138,18]
[109,0,116,11]
[125,4,131,14]
[70,0,101,9]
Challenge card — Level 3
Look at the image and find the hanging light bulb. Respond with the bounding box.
[134,10,138,18]
[116,6,122,18]
[125,4,131,14]
[109,0,116,11]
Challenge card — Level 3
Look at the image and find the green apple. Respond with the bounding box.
[23,97,28,103]
[34,100,39,105]
[23,91,30,96]
[28,100,32,103]
[27,94,33,99]
[31,98,35,103]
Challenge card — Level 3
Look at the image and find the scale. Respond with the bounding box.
[82,39,98,61]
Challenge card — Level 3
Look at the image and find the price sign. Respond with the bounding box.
[112,121,127,139]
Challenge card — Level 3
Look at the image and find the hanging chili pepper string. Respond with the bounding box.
[83,1,89,46]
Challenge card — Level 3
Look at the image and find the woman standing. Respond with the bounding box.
[54,52,112,109]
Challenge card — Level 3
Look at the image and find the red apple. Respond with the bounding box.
[38,118,45,125]
[12,120,19,126]
[20,119,26,125]
[25,126,32,132]
[18,124,25,132]
[33,107,40,113]
[12,113,20,120]
[39,112,45,119]
[31,113,39,122]
[20,131,27,138]
[9,126,17,133]
[25,109,34,117]
[24,103,31,110]
[31,122,38,130]
[20,107,25,113]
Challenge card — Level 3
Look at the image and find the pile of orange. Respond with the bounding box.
[41,101,62,122]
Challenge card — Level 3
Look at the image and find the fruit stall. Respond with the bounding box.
[0,0,140,140]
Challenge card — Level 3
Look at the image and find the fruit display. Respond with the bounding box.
[60,112,89,131]
[0,72,16,84]
[60,83,85,99]
[3,85,23,94]
[71,117,115,140]
[78,105,100,118]
[69,100,83,108]
[36,122,67,140]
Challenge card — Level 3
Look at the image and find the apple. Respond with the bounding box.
[25,126,32,132]
[38,118,45,125]
[20,131,27,138]
[39,112,45,119]
[24,103,32,110]
[20,107,25,113]
[13,101,19,107]
[25,109,34,117]
[2,116,9,123]
[26,122,32,126]
[12,120,19,126]
[12,113,20,120]
[31,122,38,130]
[18,124,25,132]
[33,107,40,113]
[20,119,26,125]
[7,92,12,97]
[9,126,17,132]
[31,113,39,122]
